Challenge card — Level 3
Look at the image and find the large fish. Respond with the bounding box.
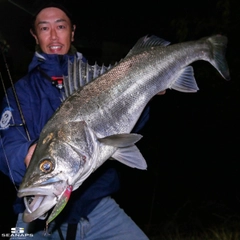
[17,35,230,227]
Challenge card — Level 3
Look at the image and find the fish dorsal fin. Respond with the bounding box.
[169,66,199,92]
[62,58,113,100]
[125,35,171,58]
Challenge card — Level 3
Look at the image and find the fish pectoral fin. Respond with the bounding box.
[98,133,142,147]
[111,145,147,170]
[170,66,199,93]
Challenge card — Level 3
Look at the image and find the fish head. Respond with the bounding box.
[18,121,99,223]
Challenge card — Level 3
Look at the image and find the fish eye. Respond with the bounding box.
[39,159,54,173]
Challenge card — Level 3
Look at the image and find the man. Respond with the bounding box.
[0,2,152,239]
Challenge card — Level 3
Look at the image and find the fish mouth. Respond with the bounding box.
[22,194,57,222]
[18,180,67,223]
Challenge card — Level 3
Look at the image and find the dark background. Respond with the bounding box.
[0,0,240,238]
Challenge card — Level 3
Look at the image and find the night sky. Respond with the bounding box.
[0,0,240,238]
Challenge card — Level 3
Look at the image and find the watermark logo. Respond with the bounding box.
[11,227,24,234]
[1,227,33,239]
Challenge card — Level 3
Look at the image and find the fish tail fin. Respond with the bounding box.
[206,35,230,80]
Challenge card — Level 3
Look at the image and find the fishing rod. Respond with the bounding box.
[0,36,32,190]
[0,39,31,141]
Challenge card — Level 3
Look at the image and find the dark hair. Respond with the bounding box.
[31,1,75,33]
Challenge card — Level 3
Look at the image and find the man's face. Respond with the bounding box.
[31,7,75,55]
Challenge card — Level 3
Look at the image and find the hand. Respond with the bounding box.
[24,143,37,167]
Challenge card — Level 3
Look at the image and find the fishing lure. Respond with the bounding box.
[44,185,73,235]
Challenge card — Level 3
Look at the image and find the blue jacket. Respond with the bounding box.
[0,51,150,223]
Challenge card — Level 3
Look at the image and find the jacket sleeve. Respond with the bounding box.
[0,81,37,186]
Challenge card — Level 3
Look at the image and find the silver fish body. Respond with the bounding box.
[17,35,230,223]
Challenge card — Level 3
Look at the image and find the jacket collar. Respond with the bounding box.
[28,51,83,77]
